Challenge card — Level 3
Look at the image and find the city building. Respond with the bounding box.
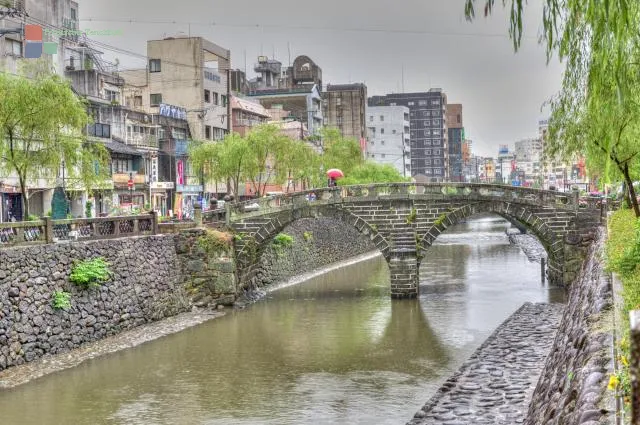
[464,154,483,182]
[515,137,543,162]
[247,55,324,139]
[120,36,231,142]
[368,89,448,181]
[0,0,80,75]
[496,145,516,184]
[366,106,411,176]
[322,83,367,143]
[230,69,249,95]
[231,96,271,136]
[446,104,464,182]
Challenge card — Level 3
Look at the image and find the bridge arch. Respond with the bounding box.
[417,201,563,283]
[232,204,393,287]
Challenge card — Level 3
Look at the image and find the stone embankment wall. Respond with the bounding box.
[524,227,614,424]
[247,218,377,290]
[0,236,190,371]
[0,221,377,372]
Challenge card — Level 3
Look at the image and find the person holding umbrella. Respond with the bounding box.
[326,168,344,187]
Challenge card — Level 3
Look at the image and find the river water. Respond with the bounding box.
[0,215,565,425]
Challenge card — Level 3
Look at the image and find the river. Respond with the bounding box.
[0,214,565,425]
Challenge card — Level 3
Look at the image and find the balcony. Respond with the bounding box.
[126,133,158,149]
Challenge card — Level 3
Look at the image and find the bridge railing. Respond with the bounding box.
[0,213,158,247]
[211,183,587,222]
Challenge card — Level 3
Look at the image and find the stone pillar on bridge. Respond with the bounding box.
[388,250,419,298]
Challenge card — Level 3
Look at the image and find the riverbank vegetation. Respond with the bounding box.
[69,257,111,289]
[606,209,640,406]
[189,126,408,197]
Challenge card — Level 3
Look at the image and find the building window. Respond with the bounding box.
[105,89,118,102]
[204,90,210,103]
[150,93,162,106]
[418,100,427,106]
[424,120,430,126]
[370,115,373,122]
[222,95,227,107]
[392,129,396,134]
[380,128,384,134]
[205,126,211,139]
[381,140,385,145]
[426,149,432,155]
[390,102,396,106]
[370,141,375,145]
[432,100,440,106]
[433,118,440,125]
[457,114,461,124]
[134,95,142,108]
[371,154,375,158]
[381,154,386,158]
[70,8,77,20]
[408,101,415,106]
[8,39,21,56]
[149,59,161,73]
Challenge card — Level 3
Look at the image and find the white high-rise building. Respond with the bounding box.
[366,106,411,176]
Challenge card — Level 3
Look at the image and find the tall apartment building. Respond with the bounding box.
[121,36,231,142]
[446,104,464,182]
[0,0,80,75]
[323,83,367,143]
[366,106,411,176]
[368,89,448,181]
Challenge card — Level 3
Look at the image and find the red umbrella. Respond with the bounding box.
[326,169,344,179]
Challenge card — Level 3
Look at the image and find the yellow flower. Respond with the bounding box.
[621,356,629,367]
[608,375,620,391]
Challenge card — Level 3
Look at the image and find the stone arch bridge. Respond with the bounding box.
[204,183,601,299]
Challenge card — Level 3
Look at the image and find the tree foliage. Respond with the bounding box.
[320,128,363,174]
[191,124,370,197]
[0,60,110,218]
[340,162,410,186]
[465,0,640,216]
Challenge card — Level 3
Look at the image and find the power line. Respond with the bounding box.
[79,17,537,40]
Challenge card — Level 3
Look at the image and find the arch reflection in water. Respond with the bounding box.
[0,216,564,425]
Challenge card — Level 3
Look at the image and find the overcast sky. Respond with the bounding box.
[78,0,564,157]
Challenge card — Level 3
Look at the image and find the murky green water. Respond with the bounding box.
[0,215,565,425]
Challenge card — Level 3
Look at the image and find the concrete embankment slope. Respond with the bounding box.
[408,227,615,424]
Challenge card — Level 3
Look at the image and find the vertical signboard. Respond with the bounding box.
[151,156,158,183]
[177,160,184,186]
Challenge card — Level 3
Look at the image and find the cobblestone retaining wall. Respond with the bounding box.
[0,236,190,371]
[248,218,377,289]
[524,227,614,424]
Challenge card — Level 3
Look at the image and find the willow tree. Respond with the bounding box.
[0,61,110,219]
[465,0,640,216]
[245,124,291,196]
[320,128,363,180]
[188,133,250,197]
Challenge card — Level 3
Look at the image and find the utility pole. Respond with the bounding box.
[401,130,407,178]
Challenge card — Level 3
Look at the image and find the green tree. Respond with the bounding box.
[245,124,290,196]
[275,138,320,191]
[189,133,250,197]
[320,128,363,179]
[465,0,640,216]
[0,61,110,219]
[340,162,410,185]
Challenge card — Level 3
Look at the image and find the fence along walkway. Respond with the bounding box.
[0,213,159,247]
